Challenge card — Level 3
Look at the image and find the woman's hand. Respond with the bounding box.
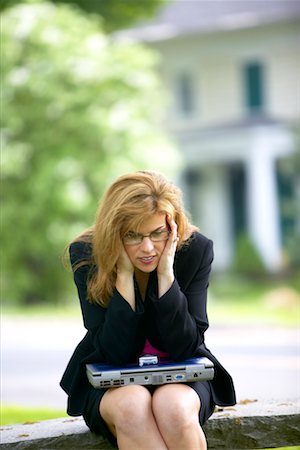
[157,215,178,297]
[117,245,134,276]
[116,245,135,310]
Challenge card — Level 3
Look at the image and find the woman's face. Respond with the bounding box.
[123,212,169,273]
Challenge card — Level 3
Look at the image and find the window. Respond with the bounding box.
[176,72,195,116]
[243,62,264,114]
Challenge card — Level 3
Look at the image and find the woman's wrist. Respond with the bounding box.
[116,272,135,310]
[158,273,174,298]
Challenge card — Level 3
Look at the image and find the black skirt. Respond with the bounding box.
[83,381,215,447]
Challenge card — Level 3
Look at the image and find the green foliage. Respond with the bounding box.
[1,2,178,305]
[286,234,300,267]
[232,233,266,276]
[0,0,168,32]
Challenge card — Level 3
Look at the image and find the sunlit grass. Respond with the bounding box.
[2,273,299,326]
[263,448,300,450]
[208,295,299,326]
[1,405,68,426]
[1,303,81,318]
[209,273,300,326]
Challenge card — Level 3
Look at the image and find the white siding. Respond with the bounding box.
[153,20,300,126]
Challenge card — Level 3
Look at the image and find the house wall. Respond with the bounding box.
[152,20,300,126]
[147,19,299,271]
[268,52,300,119]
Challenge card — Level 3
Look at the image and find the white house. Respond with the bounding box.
[117,1,300,272]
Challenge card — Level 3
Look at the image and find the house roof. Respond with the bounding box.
[116,0,300,43]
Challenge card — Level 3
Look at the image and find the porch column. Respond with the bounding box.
[191,165,233,271]
[246,134,282,271]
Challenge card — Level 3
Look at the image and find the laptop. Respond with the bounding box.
[86,357,214,388]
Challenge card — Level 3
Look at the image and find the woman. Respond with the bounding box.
[60,170,236,449]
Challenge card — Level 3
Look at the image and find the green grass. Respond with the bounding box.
[209,273,300,326]
[1,405,68,426]
[2,273,300,326]
[1,303,81,317]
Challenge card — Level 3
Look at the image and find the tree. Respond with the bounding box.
[0,0,168,31]
[1,2,179,306]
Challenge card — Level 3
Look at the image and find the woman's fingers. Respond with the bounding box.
[167,215,178,249]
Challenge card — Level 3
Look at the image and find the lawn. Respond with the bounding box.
[3,272,299,326]
[1,405,68,426]
[209,272,300,326]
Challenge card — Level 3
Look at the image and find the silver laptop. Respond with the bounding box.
[86,357,214,388]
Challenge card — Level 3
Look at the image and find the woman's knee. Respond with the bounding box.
[100,385,153,432]
[152,384,200,431]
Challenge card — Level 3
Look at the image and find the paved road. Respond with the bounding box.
[2,315,300,409]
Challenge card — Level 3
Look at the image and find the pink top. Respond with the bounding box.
[141,339,169,358]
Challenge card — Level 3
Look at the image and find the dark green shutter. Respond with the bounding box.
[244,62,264,113]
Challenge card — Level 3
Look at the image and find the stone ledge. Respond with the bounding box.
[1,401,299,449]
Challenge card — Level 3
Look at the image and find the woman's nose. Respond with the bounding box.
[140,236,154,252]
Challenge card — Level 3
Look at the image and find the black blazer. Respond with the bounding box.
[60,232,236,415]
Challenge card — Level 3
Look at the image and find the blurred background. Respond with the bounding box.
[1,0,299,434]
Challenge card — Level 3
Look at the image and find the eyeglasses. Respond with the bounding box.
[123,230,170,246]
